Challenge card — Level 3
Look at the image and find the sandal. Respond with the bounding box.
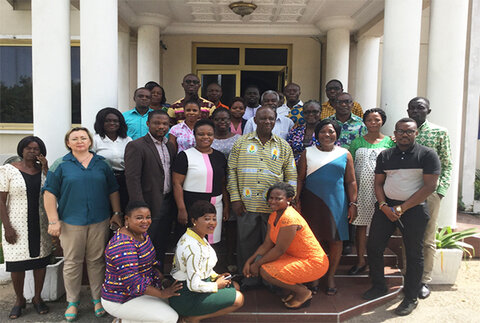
[92,299,106,317]
[9,302,26,319]
[326,287,338,296]
[32,299,49,314]
[284,295,313,310]
[65,301,80,322]
[281,293,294,303]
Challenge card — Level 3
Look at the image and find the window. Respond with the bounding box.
[0,44,81,126]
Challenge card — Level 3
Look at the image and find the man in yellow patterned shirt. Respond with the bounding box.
[321,79,363,120]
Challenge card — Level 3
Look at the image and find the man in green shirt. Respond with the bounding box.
[407,97,453,299]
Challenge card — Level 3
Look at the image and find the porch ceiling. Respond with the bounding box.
[119,0,385,36]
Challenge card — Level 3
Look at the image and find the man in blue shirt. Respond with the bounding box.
[123,88,153,140]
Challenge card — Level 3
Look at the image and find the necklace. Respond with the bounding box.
[78,153,92,164]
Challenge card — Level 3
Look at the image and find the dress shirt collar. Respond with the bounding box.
[148,132,168,145]
[247,131,279,143]
[186,228,208,246]
[393,142,418,155]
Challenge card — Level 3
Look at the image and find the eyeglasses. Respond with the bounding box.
[395,129,416,135]
[337,99,352,105]
[184,79,200,85]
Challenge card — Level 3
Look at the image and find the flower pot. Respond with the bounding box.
[430,249,463,284]
[24,257,65,302]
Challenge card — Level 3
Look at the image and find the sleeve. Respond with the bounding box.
[169,124,179,137]
[124,142,145,202]
[286,118,294,132]
[353,102,364,117]
[172,151,188,175]
[227,139,242,202]
[282,142,297,190]
[375,151,386,174]
[422,148,441,175]
[349,137,360,160]
[42,158,64,197]
[183,244,218,293]
[106,239,153,297]
[92,136,98,152]
[279,208,298,227]
[102,160,119,194]
[243,118,254,135]
[435,132,453,196]
[0,166,10,192]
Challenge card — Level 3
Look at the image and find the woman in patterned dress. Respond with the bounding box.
[0,136,50,319]
[168,100,201,154]
[243,182,329,309]
[348,108,394,275]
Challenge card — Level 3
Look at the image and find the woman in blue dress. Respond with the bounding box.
[296,119,357,296]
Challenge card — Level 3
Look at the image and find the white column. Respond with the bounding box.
[355,36,380,110]
[80,0,118,130]
[118,31,131,111]
[380,0,423,135]
[137,25,160,87]
[462,0,480,210]
[317,17,353,99]
[32,0,71,162]
[426,0,469,227]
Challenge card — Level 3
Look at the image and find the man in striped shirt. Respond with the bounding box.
[228,106,297,289]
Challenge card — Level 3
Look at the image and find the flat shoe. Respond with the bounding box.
[326,287,337,296]
[33,300,49,314]
[281,294,294,303]
[9,303,26,320]
[348,265,367,275]
[284,297,312,310]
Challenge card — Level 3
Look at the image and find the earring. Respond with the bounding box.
[125,224,129,229]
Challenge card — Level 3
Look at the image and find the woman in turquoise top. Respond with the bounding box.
[43,127,122,322]
[348,108,394,276]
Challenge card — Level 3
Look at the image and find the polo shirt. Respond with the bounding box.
[227,131,297,214]
[375,143,441,201]
[167,97,215,124]
[243,115,294,140]
[43,152,119,225]
[123,108,153,140]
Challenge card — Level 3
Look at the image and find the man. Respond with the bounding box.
[242,85,261,120]
[407,97,452,299]
[321,80,363,120]
[228,106,297,288]
[123,87,153,140]
[206,83,229,109]
[363,118,440,316]
[167,74,215,124]
[284,83,304,125]
[243,90,294,140]
[124,110,176,266]
[328,92,367,150]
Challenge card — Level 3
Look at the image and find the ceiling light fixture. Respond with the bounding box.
[229,1,257,17]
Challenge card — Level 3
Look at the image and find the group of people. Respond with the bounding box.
[0,72,452,321]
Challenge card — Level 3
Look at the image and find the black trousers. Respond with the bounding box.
[367,198,429,300]
[148,192,176,269]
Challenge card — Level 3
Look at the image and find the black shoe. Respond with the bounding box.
[394,298,418,316]
[362,286,388,300]
[348,264,367,275]
[418,284,431,299]
[342,244,353,255]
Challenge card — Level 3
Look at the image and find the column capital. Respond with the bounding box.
[136,13,171,30]
[316,16,354,33]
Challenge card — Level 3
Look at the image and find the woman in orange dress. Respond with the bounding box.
[243,182,329,309]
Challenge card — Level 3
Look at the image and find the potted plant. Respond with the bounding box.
[430,226,478,284]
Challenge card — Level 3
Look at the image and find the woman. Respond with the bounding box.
[170,200,244,322]
[229,97,247,135]
[101,201,182,323]
[348,108,394,275]
[286,100,321,163]
[145,81,170,111]
[0,136,50,319]
[243,182,329,309]
[172,119,227,244]
[43,127,122,322]
[211,107,240,159]
[93,107,132,212]
[296,119,357,296]
[168,100,200,153]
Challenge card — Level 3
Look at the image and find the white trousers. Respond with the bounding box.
[101,296,178,323]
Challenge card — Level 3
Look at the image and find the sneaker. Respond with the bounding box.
[418,283,431,299]
[362,286,388,300]
[394,298,418,316]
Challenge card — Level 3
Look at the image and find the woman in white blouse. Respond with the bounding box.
[93,108,132,212]
[170,200,243,322]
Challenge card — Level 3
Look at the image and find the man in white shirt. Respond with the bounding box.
[242,85,261,120]
[243,90,294,139]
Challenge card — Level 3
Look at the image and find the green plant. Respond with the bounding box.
[475,170,480,200]
[457,195,466,211]
[435,226,479,258]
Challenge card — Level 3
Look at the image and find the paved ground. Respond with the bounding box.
[0,260,479,322]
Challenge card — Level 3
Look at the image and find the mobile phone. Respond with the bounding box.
[224,275,232,280]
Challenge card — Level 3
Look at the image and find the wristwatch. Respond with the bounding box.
[395,205,403,215]
[379,201,388,210]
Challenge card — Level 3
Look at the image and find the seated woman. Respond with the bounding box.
[243,182,329,309]
[170,200,244,322]
[101,201,182,323]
